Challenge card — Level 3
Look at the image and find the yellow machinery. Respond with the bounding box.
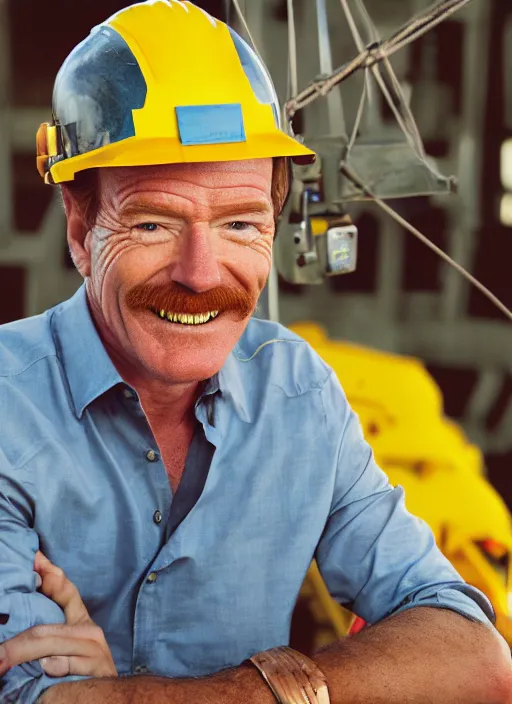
[291,322,512,648]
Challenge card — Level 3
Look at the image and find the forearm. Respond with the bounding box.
[40,608,512,704]
[314,607,512,704]
[38,662,275,704]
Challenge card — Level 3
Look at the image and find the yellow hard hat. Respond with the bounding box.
[36,0,315,184]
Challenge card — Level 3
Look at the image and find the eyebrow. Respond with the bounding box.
[119,200,273,220]
[215,201,273,217]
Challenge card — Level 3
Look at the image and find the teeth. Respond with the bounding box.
[153,309,220,325]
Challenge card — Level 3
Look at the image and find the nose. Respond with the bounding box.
[171,224,221,292]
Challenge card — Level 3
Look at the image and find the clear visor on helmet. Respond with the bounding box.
[228,27,281,129]
[51,26,147,162]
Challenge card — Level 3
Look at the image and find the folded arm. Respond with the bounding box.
[38,607,511,704]
[0,451,90,703]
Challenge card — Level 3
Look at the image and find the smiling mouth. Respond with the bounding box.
[150,308,220,326]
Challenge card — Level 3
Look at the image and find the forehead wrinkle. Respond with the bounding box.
[100,158,272,194]
[110,170,271,200]
[115,181,272,220]
[117,189,196,218]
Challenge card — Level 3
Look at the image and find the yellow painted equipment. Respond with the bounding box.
[291,322,512,647]
[385,463,512,644]
[36,0,315,184]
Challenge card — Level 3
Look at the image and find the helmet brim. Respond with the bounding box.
[49,132,315,183]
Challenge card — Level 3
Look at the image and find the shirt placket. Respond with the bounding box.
[118,384,177,673]
[130,388,221,674]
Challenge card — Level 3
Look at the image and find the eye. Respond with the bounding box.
[228,221,252,231]
[135,223,159,232]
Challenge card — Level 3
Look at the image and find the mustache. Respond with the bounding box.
[125,282,255,319]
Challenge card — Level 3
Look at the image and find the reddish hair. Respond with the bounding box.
[61,157,290,230]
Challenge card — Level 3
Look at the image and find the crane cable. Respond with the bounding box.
[285,0,474,118]
[341,163,512,323]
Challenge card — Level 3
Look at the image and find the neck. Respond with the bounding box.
[124,369,202,427]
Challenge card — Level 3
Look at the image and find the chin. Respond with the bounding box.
[125,307,250,384]
[143,345,232,385]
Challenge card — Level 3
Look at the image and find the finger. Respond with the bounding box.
[35,554,91,626]
[0,632,102,673]
[40,656,70,678]
[41,654,117,678]
[34,551,51,573]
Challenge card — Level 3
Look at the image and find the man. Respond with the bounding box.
[0,2,510,703]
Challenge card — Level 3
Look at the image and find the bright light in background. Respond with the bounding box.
[501,140,512,226]
[500,194,512,227]
[501,139,512,191]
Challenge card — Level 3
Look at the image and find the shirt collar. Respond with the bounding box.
[53,285,123,419]
[54,284,251,422]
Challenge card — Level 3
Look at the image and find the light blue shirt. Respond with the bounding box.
[0,285,494,703]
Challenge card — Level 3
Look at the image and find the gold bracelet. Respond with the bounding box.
[249,647,330,704]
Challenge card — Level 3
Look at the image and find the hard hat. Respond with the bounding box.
[36,0,315,184]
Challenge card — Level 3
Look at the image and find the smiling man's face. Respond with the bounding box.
[69,159,275,384]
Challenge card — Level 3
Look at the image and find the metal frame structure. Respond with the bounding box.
[246,0,512,454]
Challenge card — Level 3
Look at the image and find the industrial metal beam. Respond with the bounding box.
[441,1,492,321]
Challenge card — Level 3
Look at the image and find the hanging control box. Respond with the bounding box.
[325,224,358,276]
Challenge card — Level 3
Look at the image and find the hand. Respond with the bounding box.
[0,552,118,678]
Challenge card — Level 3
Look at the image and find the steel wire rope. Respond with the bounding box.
[340,163,512,323]
[285,0,474,118]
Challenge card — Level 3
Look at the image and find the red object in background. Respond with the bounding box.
[349,617,367,635]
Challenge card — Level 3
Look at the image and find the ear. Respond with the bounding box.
[61,187,92,278]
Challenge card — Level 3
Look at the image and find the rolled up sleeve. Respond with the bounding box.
[315,371,495,628]
[0,453,88,703]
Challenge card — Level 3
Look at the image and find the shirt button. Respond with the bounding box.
[153,510,163,525]
[147,572,158,584]
[134,665,148,674]
[146,449,159,462]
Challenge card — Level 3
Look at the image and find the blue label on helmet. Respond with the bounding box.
[176,104,246,145]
